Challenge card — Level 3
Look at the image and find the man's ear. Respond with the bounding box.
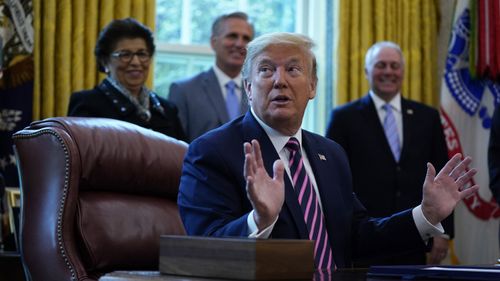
[210,36,216,50]
[244,80,252,101]
[308,79,317,100]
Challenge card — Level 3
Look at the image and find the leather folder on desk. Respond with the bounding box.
[368,264,500,280]
[159,235,314,280]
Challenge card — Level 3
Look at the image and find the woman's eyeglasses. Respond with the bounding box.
[111,50,151,63]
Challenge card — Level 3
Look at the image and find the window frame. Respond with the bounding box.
[153,0,333,134]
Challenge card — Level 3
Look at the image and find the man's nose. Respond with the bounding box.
[273,68,287,88]
[382,65,397,73]
[235,36,247,47]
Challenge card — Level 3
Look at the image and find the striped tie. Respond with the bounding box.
[382,104,400,161]
[285,137,334,270]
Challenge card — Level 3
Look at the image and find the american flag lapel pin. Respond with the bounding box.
[318,154,326,161]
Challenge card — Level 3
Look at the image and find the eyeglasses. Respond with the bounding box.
[110,50,151,63]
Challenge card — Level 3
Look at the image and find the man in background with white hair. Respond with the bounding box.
[326,41,452,266]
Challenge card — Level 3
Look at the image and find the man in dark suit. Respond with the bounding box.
[168,12,253,142]
[178,33,478,269]
[325,41,451,266]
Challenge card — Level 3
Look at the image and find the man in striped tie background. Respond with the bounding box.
[325,41,452,266]
[178,33,478,271]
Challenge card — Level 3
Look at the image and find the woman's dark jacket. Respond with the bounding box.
[68,79,187,141]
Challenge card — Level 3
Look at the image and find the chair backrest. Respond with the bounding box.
[12,117,188,281]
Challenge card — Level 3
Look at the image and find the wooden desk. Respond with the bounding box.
[98,269,394,281]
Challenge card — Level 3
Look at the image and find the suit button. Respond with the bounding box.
[120,107,126,112]
[396,166,401,171]
[396,191,401,197]
[113,99,118,104]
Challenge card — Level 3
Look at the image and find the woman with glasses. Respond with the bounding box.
[68,18,186,141]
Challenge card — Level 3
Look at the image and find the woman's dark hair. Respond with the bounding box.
[95,17,156,72]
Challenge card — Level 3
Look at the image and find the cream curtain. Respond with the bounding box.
[33,0,156,119]
[336,0,440,107]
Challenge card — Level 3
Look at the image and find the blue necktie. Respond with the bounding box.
[225,81,239,120]
[382,104,401,161]
[285,138,335,270]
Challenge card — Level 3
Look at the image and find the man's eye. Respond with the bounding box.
[391,63,401,70]
[259,67,272,73]
[375,62,386,69]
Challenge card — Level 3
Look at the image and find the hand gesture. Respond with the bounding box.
[421,153,479,225]
[244,139,285,231]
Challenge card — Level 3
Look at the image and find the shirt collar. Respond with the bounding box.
[250,108,302,153]
[369,90,401,113]
[213,65,242,89]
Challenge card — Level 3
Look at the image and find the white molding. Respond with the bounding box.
[156,43,214,55]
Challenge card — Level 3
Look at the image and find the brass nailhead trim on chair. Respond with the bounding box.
[13,129,77,281]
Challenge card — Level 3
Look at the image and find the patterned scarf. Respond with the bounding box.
[105,76,152,122]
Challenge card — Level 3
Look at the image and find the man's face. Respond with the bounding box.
[211,18,253,76]
[245,44,316,135]
[365,47,404,101]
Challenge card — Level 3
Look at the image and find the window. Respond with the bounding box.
[154,0,332,133]
[154,0,298,97]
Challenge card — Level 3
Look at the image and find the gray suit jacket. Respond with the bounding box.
[168,68,248,142]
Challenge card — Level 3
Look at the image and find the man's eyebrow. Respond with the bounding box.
[286,58,302,64]
[257,57,302,65]
[257,58,274,65]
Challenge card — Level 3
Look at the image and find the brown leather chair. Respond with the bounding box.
[12,117,187,281]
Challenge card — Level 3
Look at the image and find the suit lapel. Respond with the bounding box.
[203,69,230,122]
[240,83,249,115]
[400,98,414,162]
[242,113,309,238]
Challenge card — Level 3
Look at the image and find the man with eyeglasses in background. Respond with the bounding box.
[68,17,186,141]
[168,11,254,142]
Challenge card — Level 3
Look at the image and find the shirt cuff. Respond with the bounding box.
[412,205,444,242]
[247,210,277,238]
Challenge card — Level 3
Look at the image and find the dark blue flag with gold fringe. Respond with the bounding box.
[0,0,34,187]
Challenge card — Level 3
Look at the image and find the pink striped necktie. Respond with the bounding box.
[285,137,335,270]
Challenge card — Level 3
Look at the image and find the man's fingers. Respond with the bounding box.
[244,142,252,155]
[244,152,254,179]
[244,141,260,175]
[425,162,437,183]
[449,156,472,180]
[437,153,462,177]
[251,139,264,167]
[459,184,479,199]
[455,168,477,188]
[273,159,285,184]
